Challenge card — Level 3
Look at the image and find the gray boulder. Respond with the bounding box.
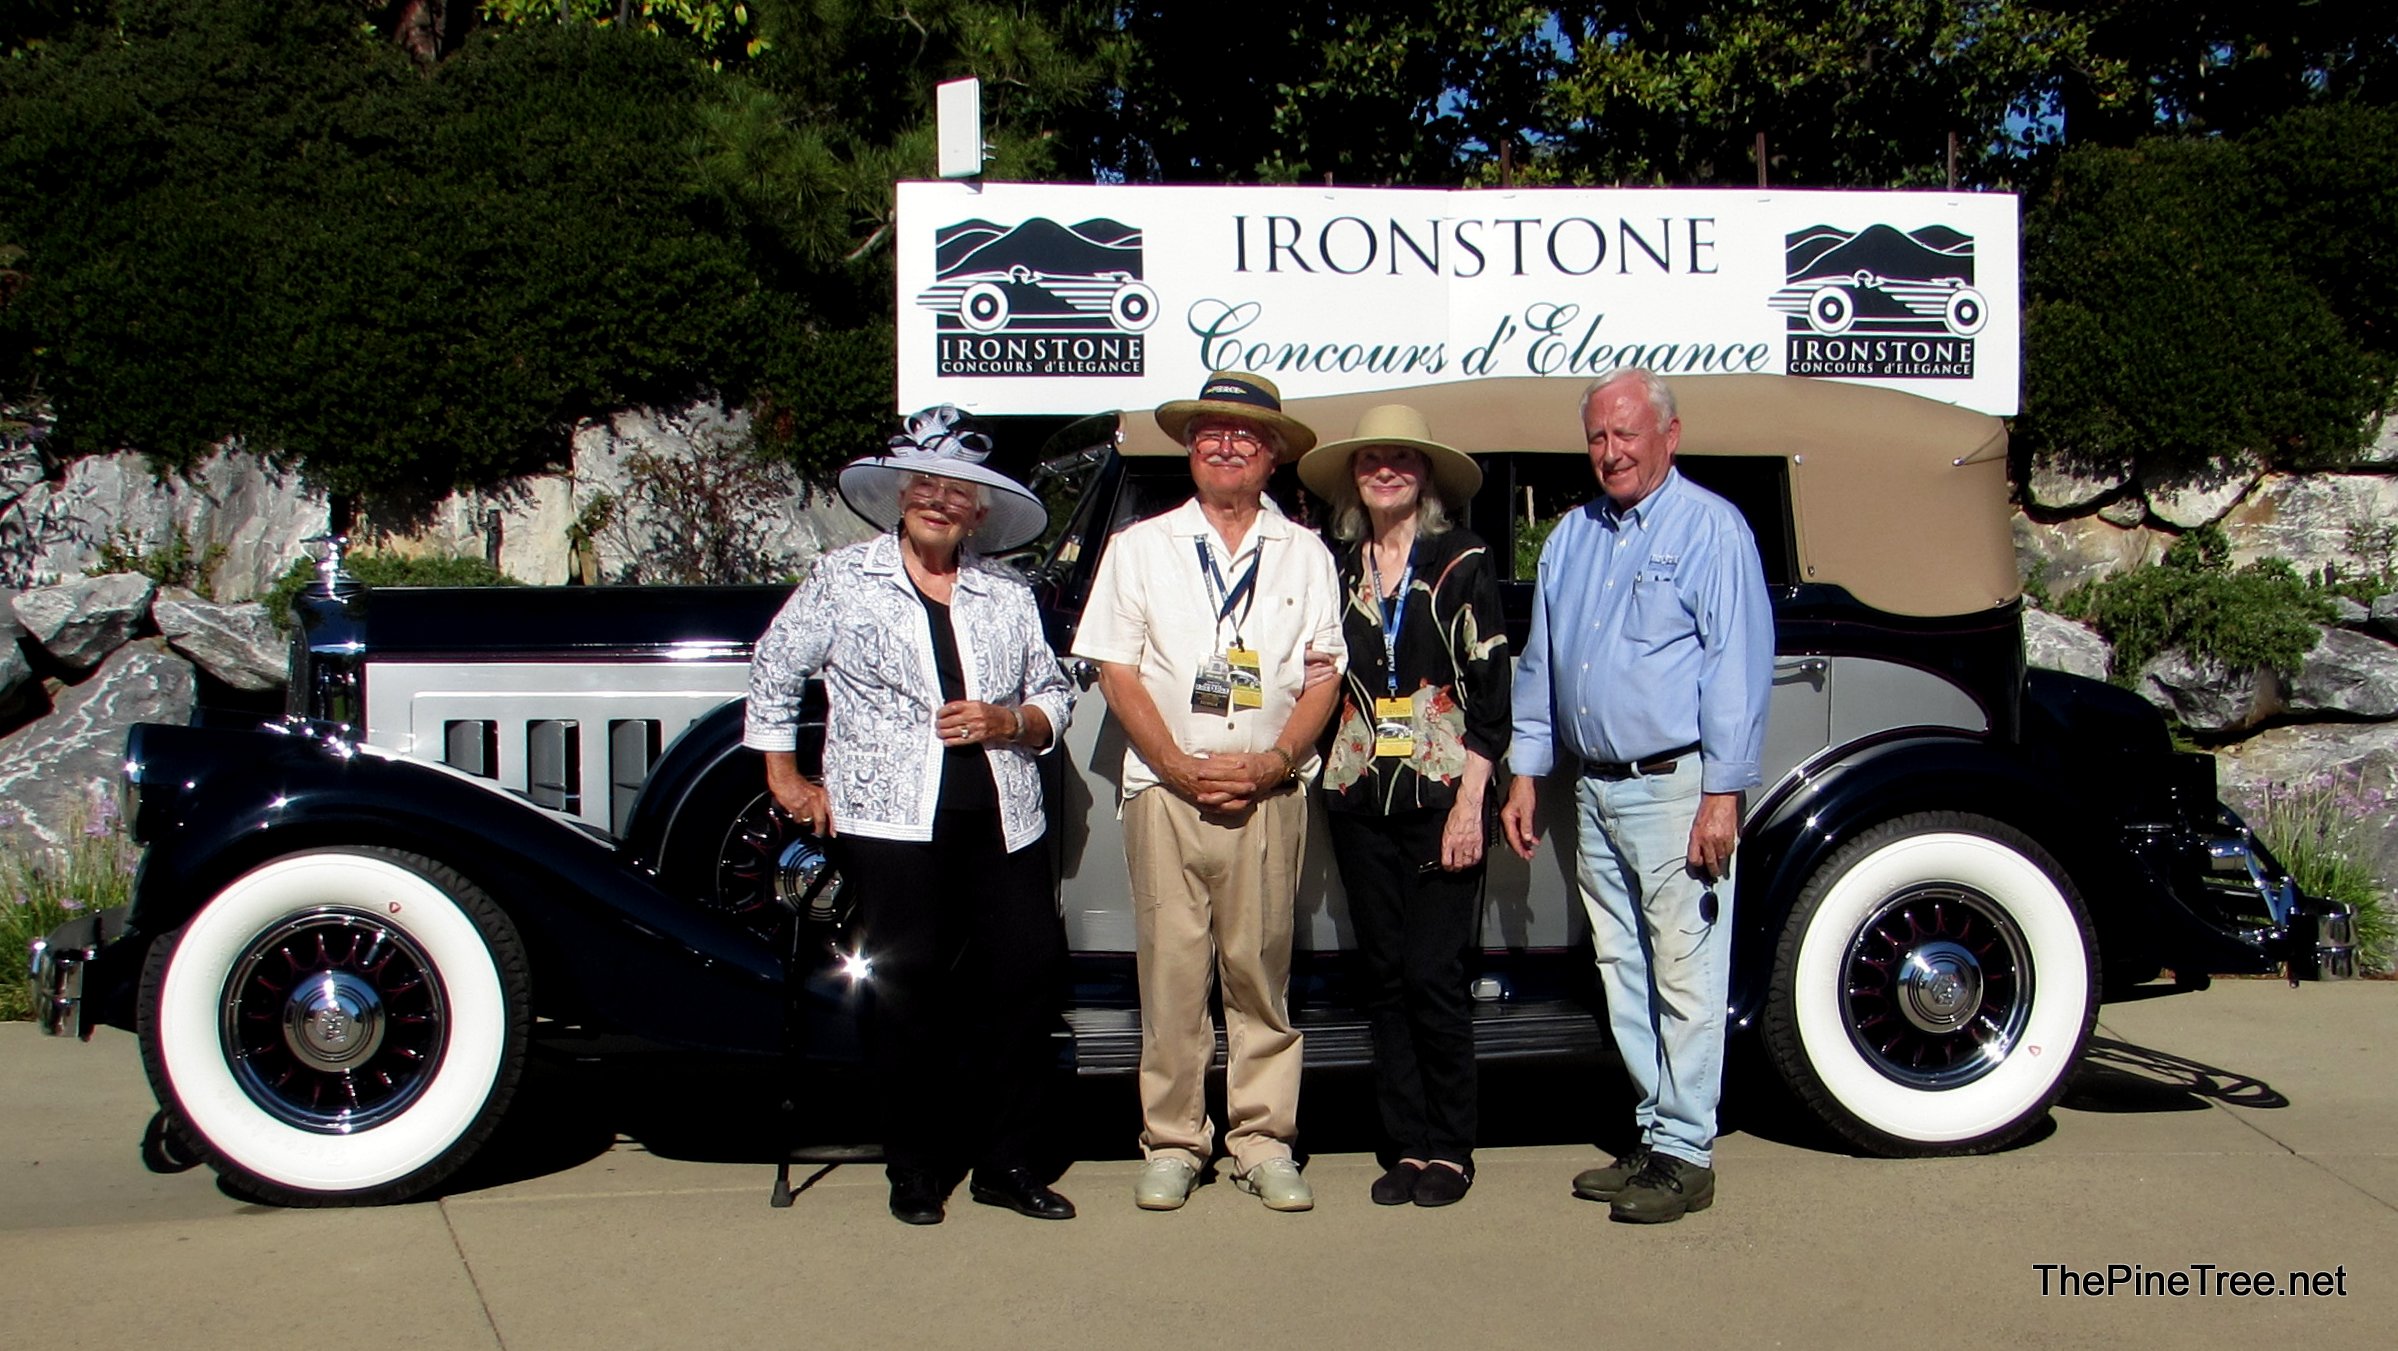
[2023,609,2111,681]
[11,573,156,670]
[2013,512,2163,597]
[0,639,195,848]
[0,447,329,601]
[2096,495,2148,528]
[2281,627,2398,721]
[0,592,29,709]
[2220,473,2398,577]
[2328,594,2372,627]
[2373,592,2398,641]
[2024,457,2130,513]
[2361,412,2398,469]
[153,597,287,691]
[2138,652,2282,735]
[2143,464,2260,530]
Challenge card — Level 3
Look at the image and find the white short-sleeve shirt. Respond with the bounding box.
[1070,496,1348,799]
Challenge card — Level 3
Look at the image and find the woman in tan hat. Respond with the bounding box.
[1297,403,1508,1207]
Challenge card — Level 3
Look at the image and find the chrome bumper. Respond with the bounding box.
[2314,905,2359,981]
[2206,830,2357,981]
[26,909,126,1039]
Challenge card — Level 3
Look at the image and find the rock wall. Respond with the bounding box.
[0,399,876,596]
[2016,418,2398,903]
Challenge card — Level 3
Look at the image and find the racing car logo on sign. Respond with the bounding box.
[919,217,1155,377]
[1771,223,1985,379]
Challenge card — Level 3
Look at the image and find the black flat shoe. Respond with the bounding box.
[969,1166,1076,1221]
[1412,1162,1473,1207]
[1370,1162,1423,1206]
[889,1171,946,1225]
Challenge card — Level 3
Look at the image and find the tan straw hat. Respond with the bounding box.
[1152,370,1317,462]
[1298,404,1483,507]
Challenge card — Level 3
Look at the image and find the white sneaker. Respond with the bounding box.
[1134,1157,1199,1210]
[1234,1158,1313,1211]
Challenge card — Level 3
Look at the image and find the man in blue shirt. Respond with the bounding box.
[1500,366,1772,1223]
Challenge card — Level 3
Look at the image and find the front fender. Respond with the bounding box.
[123,721,785,1055]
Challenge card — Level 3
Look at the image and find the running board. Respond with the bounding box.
[1062,1000,1606,1074]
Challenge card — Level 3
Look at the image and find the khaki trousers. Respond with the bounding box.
[1124,785,1307,1173]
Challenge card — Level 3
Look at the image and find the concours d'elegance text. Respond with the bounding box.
[2033,1264,2350,1297]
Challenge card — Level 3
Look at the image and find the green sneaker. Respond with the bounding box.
[1609,1153,1715,1224]
[1570,1145,1652,1202]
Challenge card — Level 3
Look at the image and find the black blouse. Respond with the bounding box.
[1321,526,1510,815]
[915,584,998,812]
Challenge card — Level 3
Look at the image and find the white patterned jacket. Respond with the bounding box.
[744,532,1075,853]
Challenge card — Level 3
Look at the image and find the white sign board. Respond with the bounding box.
[895,182,2019,416]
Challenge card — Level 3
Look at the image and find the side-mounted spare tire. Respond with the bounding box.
[139,848,530,1206]
[1761,812,2097,1156]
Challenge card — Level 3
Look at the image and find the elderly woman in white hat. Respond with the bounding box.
[1297,404,1509,1207]
[745,405,1076,1226]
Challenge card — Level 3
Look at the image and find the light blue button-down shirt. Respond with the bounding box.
[1508,468,1773,794]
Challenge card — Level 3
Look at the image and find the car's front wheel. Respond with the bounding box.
[139,848,529,1206]
[1761,812,2096,1156]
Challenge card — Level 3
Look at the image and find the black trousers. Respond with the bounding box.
[832,809,1066,1181]
[1327,807,1481,1165]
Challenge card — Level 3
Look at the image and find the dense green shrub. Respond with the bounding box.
[2019,126,2396,483]
[261,549,518,631]
[2056,526,2336,681]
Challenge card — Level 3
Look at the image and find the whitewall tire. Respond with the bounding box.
[1762,812,2096,1156]
[139,849,528,1205]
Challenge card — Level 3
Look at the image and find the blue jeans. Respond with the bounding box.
[1571,757,1733,1168]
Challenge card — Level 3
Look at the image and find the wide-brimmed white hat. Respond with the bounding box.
[1298,404,1483,507]
[837,406,1051,553]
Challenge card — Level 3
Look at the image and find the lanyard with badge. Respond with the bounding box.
[1190,537,1264,715]
[1367,543,1416,757]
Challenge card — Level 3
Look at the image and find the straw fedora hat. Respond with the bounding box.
[837,405,1051,553]
[1298,404,1483,507]
[1152,370,1317,462]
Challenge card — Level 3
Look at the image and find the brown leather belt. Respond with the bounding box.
[1580,742,1701,781]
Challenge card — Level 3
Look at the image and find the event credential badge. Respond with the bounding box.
[1226,647,1263,710]
[1373,696,1415,758]
[1191,653,1233,715]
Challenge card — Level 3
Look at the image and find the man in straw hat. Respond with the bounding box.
[1069,371,1348,1212]
[1501,367,1772,1224]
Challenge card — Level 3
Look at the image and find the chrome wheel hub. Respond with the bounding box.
[1894,940,1985,1034]
[282,970,387,1070]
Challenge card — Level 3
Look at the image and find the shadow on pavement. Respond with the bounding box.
[2057,1036,2289,1115]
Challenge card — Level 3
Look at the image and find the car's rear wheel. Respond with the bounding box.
[139,849,528,1205]
[1761,812,2096,1156]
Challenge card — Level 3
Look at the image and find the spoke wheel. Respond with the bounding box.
[140,849,528,1205]
[221,909,449,1133]
[1762,812,2096,1157]
[1838,886,2032,1090]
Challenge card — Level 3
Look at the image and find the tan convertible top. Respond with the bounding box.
[1113,374,2015,618]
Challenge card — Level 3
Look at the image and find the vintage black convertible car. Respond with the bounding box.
[30,374,2355,1206]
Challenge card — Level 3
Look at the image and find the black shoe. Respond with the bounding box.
[1571,1145,1652,1202]
[969,1166,1077,1221]
[1412,1162,1473,1207]
[1370,1162,1423,1206]
[1609,1153,1715,1224]
[889,1171,946,1225]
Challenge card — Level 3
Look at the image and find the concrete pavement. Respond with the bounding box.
[5,980,2393,1350]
